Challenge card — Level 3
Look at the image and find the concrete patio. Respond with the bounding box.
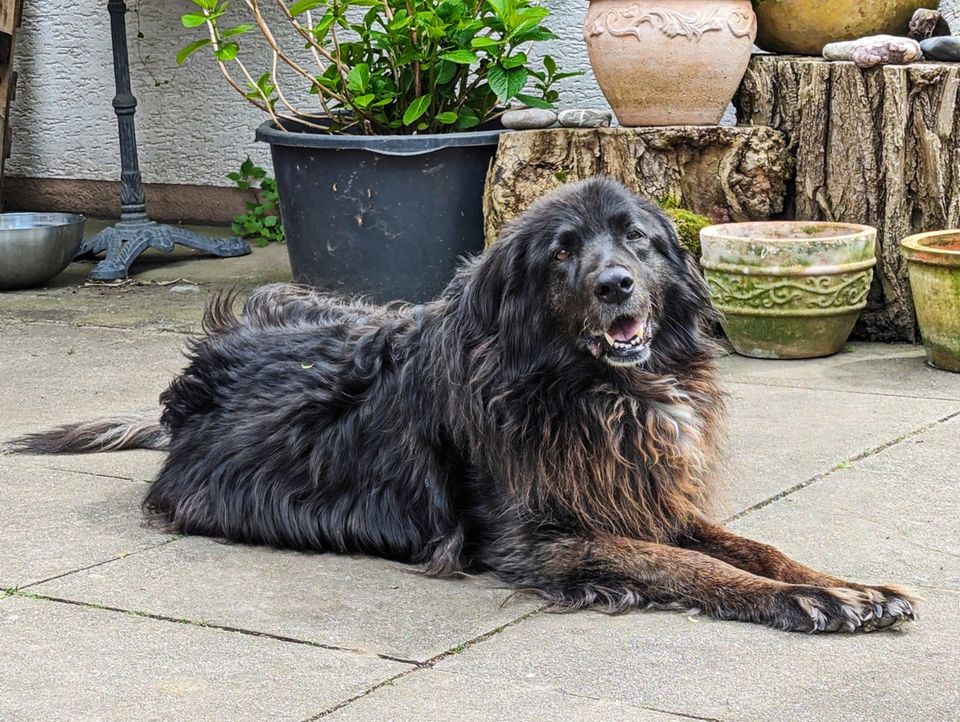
[1,241,959,721]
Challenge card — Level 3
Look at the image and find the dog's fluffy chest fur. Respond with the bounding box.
[463,370,721,542]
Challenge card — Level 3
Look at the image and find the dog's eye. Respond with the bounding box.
[626,229,645,241]
[554,249,571,262]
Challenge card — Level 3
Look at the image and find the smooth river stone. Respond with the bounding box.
[558,108,613,128]
[852,36,922,68]
[823,35,922,68]
[822,40,856,61]
[920,36,960,62]
[501,108,557,130]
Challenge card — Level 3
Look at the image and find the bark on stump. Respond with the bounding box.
[483,126,792,245]
[735,55,960,342]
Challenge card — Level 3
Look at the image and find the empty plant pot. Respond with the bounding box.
[584,0,757,126]
[901,231,960,373]
[700,222,877,359]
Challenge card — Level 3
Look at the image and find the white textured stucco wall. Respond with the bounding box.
[8,1,960,188]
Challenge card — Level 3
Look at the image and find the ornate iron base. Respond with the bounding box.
[78,218,251,281]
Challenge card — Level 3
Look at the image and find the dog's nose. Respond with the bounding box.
[594,267,634,305]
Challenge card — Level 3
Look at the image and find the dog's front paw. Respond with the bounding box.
[774,585,914,633]
[856,584,919,631]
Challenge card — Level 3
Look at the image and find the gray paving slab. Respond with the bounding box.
[719,343,960,401]
[0,322,178,479]
[0,459,168,589]
[720,382,960,515]
[0,595,407,722]
[433,590,960,722]
[0,241,291,334]
[33,536,538,663]
[323,668,677,721]
[730,416,960,591]
[0,322,182,435]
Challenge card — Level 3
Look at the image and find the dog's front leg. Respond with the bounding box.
[509,534,910,632]
[677,518,916,629]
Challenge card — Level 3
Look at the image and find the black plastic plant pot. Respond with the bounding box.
[256,120,506,304]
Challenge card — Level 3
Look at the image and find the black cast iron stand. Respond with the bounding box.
[78,0,249,281]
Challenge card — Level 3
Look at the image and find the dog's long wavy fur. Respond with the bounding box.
[9,178,917,631]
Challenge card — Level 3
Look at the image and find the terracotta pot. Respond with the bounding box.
[700,222,877,360]
[754,0,938,56]
[901,231,960,373]
[584,0,756,126]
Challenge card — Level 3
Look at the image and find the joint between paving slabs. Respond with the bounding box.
[727,378,960,403]
[8,535,183,594]
[304,606,545,721]
[725,408,960,524]
[2,585,422,666]
[30,463,152,485]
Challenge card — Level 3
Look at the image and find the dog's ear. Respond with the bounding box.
[452,224,537,339]
[652,211,719,361]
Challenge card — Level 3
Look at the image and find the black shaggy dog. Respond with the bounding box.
[12,178,916,633]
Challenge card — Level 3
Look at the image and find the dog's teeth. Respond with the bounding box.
[603,332,615,346]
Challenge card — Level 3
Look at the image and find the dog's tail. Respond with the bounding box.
[5,409,169,455]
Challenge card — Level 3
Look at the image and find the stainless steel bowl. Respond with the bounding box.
[0,213,86,290]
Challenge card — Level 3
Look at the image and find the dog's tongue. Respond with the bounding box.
[609,316,643,342]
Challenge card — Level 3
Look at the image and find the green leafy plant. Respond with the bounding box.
[177,0,579,135]
[229,157,284,246]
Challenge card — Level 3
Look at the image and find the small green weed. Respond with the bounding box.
[229,157,284,247]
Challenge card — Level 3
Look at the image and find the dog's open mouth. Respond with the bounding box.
[585,315,651,366]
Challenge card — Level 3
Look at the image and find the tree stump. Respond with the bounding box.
[735,55,960,342]
[483,126,792,246]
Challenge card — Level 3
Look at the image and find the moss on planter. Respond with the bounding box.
[658,196,711,260]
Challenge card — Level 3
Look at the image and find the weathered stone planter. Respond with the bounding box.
[754,0,937,55]
[700,222,877,359]
[901,231,960,372]
[584,0,756,125]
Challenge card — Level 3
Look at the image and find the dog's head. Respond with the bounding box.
[453,177,713,370]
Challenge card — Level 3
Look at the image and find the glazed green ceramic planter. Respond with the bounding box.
[901,231,960,373]
[700,222,877,359]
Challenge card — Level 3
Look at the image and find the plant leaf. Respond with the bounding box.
[180,13,208,28]
[514,93,552,109]
[288,0,325,16]
[176,38,210,65]
[487,65,527,102]
[346,63,370,93]
[439,49,478,65]
[501,52,527,70]
[403,94,433,126]
[214,42,239,62]
[222,23,254,38]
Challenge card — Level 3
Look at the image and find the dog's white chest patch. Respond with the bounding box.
[651,396,701,453]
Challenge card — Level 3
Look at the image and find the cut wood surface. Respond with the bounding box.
[483,125,792,246]
[0,0,22,207]
[736,54,960,342]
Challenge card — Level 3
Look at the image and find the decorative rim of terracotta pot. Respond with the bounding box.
[700,221,878,280]
[901,230,960,268]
